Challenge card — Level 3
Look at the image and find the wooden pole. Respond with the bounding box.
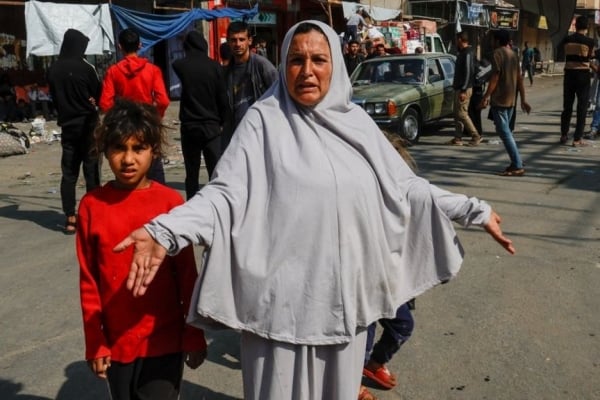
[328,1,333,28]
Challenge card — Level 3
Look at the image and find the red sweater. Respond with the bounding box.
[99,55,169,117]
[76,182,205,362]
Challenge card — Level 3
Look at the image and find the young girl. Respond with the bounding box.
[76,99,206,400]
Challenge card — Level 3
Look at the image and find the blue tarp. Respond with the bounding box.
[110,4,259,54]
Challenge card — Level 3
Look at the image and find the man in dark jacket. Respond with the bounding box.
[172,31,230,199]
[48,29,101,234]
[447,31,481,146]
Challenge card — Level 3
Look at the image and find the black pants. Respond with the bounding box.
[106,352,184,400]
[180,123,222,200]
[60,119,100,217]
[468,85,484,135]
[561,70,591,141]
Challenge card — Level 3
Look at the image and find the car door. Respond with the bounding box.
[425,58,445,120]
[438,56,456,116]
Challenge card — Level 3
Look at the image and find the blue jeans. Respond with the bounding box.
[365,303,414,365]
[591,84,600,131]
[491,106,523,169]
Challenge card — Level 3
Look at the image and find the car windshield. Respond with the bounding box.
[352,59,426,85]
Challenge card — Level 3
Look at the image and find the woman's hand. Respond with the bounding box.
[484,210,515,254]
[113,227,167,297]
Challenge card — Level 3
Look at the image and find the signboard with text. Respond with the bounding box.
[489,8,520,30]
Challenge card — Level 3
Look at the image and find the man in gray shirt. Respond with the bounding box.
[224,21,278,139]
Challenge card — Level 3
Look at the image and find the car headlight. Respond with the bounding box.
[365,101,395,116]
[374,102,387,114]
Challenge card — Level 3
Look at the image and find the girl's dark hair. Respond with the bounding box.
[95,99,167,157]
[381,130,417,172]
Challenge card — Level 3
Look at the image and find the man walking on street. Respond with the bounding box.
[172,31,230,200]
[99,28,170,183]
[559,15,596,147]
[522,41,534,86]
[447,32,481,146]
[224,21,278,136]
[48,29,101,235]
[479,29,531,176]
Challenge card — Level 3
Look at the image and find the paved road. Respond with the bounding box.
[1,74,599,400]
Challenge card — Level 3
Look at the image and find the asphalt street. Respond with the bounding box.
[0,73,598,400]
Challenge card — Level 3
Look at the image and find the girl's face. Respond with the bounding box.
[106,134,154,190]
[285,30,332,107]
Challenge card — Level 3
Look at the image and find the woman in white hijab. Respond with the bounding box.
[116,21,514,399]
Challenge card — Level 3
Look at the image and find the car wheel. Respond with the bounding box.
[399,108,420,143]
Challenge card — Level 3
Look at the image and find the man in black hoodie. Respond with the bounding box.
[172,31,230,199]
[48,29,101,234]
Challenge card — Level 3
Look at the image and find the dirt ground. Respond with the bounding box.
[0,101,204,199]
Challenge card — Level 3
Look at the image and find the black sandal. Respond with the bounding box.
[64,217,77,235]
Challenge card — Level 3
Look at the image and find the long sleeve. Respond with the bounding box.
[76,199,111,360]
[98,69,115,113]
[429,184,491,227]
[151,67,170,118]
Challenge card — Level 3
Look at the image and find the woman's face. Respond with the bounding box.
[285,30,332,107]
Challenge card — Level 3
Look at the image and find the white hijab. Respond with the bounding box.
[148,20,463,344]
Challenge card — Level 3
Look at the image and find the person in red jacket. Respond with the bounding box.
[77,99,206,400]
[99,28,170,183]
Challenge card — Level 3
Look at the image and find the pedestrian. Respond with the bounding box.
[116,21,515,400]
[522,41,534,86]
[559,15,596,147]
[224,21,278,134]
[256,37,268,58]
[344,7,368,44]
[172,31,230,199]
[479,29,531,176]
[47,29,101,234]
[586,48,600,140]
[77,99,207,399]
[99,28,170,183]
[447,31,481,146]
[344,39,365,76]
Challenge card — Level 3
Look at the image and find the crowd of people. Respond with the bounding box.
[39,13,596,400]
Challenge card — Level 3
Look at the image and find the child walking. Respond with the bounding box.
[76,99,207,400]
[359,132,498,400]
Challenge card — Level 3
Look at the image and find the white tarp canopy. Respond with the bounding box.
[341,1,401,23]
[25,0,115,57]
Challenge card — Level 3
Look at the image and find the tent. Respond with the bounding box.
[25,1,114,56]
[25,0,259,57]
[110,4,259,54]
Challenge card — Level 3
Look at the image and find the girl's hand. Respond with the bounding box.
[88,356,111,379]
[185,349,207,369]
